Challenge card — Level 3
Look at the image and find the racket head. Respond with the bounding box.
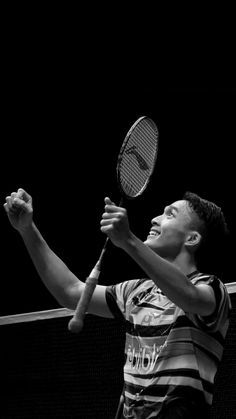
[116,116,159,200]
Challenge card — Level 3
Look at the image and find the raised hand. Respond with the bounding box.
[4,188,33,233]
[100,197,132,248]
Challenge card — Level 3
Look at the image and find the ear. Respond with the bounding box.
[185,231,202,249]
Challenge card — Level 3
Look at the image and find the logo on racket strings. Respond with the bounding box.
[125,146,149,171]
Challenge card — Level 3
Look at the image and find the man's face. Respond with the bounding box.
[144,200,194,259]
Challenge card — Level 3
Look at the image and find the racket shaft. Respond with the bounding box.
[68,201,123,333]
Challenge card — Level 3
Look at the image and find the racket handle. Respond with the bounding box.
[68,237,109,333]
[68,264,100,333]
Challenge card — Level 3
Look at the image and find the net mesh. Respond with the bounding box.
[118,117,158,198]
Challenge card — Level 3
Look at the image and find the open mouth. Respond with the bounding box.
[147,230,160,238]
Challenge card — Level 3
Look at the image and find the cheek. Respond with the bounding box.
[162,225,186,242]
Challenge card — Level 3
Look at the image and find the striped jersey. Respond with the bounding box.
[106,271,231,419]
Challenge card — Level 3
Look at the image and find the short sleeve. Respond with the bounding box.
[188,275,231,333]
[106,279,140,321]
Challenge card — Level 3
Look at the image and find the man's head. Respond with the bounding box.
[182,191,229,265]
[145,192,229,265]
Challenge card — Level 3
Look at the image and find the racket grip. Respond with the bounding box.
[68,265,100,333]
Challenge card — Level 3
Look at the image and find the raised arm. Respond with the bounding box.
[4,188,113,318]
[100,197,216,316]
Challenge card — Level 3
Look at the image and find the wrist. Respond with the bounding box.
[18,221,35,237]
[122,231,137,251]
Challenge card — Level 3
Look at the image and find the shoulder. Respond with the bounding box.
[189,272,231,332]
[106,278,150,300]
[191,272,230,303]
[105,278,151,318]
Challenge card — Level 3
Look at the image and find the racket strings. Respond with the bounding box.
[119,118,158,198]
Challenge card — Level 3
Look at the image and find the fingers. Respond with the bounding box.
[4,195,22,214]
[100,217,120,228]
[4,188,32,213]
[103,197,124,212]
[104,197,113,205]
[101,197,126,229]
[104,196,116,209]
[102,197,125,218]
[3,202,10,214]
[100,217,121,236]
[100,198,130,249]
[4,194,18,213]
[17,188,31,203]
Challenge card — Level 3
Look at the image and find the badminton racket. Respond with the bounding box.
[68,116,159,333]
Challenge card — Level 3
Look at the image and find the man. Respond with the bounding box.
[4,188,231,419]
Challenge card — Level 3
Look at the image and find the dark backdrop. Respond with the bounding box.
[1,87,235,316]
[1,11,235,419]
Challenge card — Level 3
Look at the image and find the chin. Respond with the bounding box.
[144,238,169,258]
[144,237,153,246]
[144,238,160,251]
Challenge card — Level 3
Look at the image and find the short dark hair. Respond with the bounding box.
[183,191,229,268]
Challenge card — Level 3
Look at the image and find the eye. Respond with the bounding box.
[166,208,174,217]
[163,206,177,218]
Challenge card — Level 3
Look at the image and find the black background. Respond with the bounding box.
[1,17,235,315]
[1,85,235,316]
[1,10,235,419]
[1,10,235,317]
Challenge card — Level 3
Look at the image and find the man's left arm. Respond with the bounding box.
[122,233,216,316]
[100,198,216,316]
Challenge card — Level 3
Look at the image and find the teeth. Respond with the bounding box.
[149,231,159,236]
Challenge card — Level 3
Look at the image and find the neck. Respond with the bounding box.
[164,253,198,276]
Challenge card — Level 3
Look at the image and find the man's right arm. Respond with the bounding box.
[20,222,84,310]
[4,188,113,319]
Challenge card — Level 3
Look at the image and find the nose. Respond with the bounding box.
[151,215,162,225]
